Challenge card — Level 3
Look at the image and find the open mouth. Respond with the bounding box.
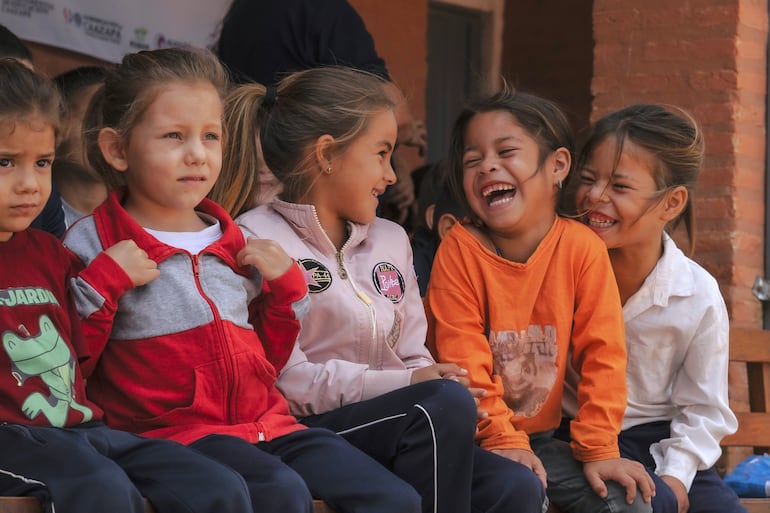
[586,213,616,228]
[481,183,517,207]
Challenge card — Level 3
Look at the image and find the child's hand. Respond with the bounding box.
[492,448,547,488]
[237,237,293,281]
[660,475,688,513]
[104,240,160,286]
[410,363,467,384]
[583,457,655,505]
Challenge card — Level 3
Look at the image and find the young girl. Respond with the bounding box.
[0,57,252,513]
[424,87,656,513]
[572,104,744,513]
[63,47,420,513]
[217,67,546,513]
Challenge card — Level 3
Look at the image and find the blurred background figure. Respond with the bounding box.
[53,66,109,226]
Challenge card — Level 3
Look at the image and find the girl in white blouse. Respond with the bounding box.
[571,104,744,513]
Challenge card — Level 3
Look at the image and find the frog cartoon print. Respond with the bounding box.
[2,315,93,427]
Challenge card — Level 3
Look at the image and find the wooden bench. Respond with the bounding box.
[0,497,335,512]
[720,326,770,513]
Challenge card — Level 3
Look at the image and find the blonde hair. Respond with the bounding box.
[213,66,393,215]
[83,47,229,191]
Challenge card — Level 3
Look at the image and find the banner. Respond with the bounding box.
[1,0,232,63]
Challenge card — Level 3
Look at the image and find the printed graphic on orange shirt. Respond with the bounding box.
[489,326,558,417]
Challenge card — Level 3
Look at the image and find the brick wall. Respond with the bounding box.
[499,0,594,135]
[593,0,767,327]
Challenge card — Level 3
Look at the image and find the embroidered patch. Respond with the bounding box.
[298,259,332,293]
[372,262,405,303]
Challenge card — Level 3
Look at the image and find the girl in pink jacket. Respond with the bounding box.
[214,66,546,513]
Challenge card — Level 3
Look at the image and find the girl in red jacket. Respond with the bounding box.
[64,47,419,513]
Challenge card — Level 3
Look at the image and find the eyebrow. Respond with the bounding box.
[464,135,522,152]
[379,140,394,151]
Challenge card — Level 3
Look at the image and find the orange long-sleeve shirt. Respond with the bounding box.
[426,218,627,462]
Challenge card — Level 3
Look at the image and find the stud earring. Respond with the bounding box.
[325,166,333,174]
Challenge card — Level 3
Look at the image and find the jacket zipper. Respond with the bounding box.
[191,254,238,425]
[311,209,378,368]
[335,249,378,368]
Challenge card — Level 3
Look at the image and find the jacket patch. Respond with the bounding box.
[299,259,332,293]
[372,262,404,303]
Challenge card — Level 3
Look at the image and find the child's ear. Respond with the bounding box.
[313,134,335,173]
[424,204,436,231]
[97,128,128,172]
[437,213,458,241]
[661,185,689,221]
[551,147,571,185]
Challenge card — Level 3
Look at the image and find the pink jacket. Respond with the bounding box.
[237,200,434,416]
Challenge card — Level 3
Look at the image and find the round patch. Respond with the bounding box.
[298,259,332,293]
[372,262,405,303]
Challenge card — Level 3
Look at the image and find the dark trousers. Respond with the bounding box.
[192,427,421,513]
[302,379,546,513]
[0,422,251,513]
[619,421,747,513]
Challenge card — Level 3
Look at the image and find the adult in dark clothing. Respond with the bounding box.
[30,182,66,238]
[217,0,426,225]
[218,0,389,85]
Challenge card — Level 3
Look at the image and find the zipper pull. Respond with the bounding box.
[336,251,348,279]
[192,255,200,278]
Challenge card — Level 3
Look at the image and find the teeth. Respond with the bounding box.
[482,184,515,197]
[588,216,615,228]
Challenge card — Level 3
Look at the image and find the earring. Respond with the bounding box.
[557,179,563,190]
[324,166,333,174]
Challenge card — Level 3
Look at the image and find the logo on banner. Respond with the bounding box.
[155,33,187,50]
[63,7,122,44]
[129,27,149,50]
[372,262,405,303]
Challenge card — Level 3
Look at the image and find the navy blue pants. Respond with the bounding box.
[301,379,546,513]
[619,421,747,513]
[0,422,251,513]
[192,427,420,513]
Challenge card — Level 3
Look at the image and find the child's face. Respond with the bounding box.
[574,137,667,250]
[113,81,223,229]
[0,118,55,241]
[315,109,397,226]
[461,110,561,237]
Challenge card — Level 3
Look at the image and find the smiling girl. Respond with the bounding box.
[220,67,543,513]
[573,104,743,513]
[425,87,655,513]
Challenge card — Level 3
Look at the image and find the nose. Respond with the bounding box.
[586,182,608,203]
[185,139,206,166]
[385,161,396,185]
[15,166,40,194]
[478,156,498,175]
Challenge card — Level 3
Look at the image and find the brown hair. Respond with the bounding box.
[447,84,574,221]
[575,104,703,254]
[213,65,393,215]
[0,58,61,139]
[83,46,229,191]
